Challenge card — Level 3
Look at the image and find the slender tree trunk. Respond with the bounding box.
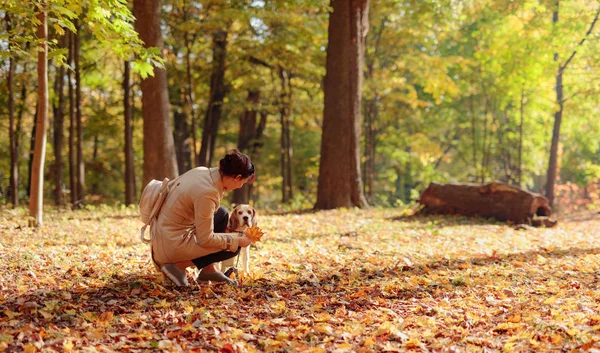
[68,30,77,206]
[53,36,66,206]
[363,96,377,203]
[279,67,293,203]
[469,94,478,182]
[90,134,99,194]
[545,3,600,207]
[518,89,525,187]
[124,60,136,205]
[546,3,562,207]
[74,20,84,207]
[362,16,386,205]
[6,14,18,206]
[198,29,228,167]
[27,106,37,198]
[184,32,197,165]
[173,109,191,173]
[316,0,370,209]
[233,90,265,205]
[15,62,29,202]
[29,4,48,227]
[134,0,179,185]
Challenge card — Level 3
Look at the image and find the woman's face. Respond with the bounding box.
[223,175,251,191]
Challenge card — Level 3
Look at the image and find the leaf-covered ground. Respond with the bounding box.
[1,206,600,352]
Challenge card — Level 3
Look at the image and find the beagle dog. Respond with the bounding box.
[220,204,256,273]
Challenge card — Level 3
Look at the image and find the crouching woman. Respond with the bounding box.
[152,149,255,286]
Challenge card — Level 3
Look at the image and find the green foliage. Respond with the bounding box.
[1,0,599,211]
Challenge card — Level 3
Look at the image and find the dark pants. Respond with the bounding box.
[191,206,240,269]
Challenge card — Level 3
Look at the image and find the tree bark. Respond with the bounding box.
[518,89,525,187]
[363,96,377,203]
[14,61,29,202]
[123,60,136,205]
[279,66,293,203]
[27,105,37,198]
[53,35,66,206]
[233,90,266,205]
[546,3,600,207]
[6,14,18,207]
[29,4,48,227]
[316,0,370,209]
[68,30,77,206]
[184,31,197,165]
[362,16,386,204]
[134,0,179,186]
[198,29,228,167]
[418,182,553,225]
[74,20,85,207]
[173,109,192,173]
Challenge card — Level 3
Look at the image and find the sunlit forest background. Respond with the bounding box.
[1,0,599,214]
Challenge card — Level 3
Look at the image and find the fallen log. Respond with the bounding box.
[418,182,556,227]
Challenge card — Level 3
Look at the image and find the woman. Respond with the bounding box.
[151,149,255,286]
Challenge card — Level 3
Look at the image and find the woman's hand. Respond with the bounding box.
[238,236,253,248]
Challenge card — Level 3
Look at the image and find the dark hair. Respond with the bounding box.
[219,149,255,180]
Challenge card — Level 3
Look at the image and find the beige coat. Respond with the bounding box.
[151,167,240,266]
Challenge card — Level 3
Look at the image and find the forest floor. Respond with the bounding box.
[1,206,600,352]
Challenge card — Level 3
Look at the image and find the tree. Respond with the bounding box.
[123,60,136,205]
[53,35,66,206]
[6,14,18,207]
[233,90,267,205]
[29,2,49,227]
[315,0,370,209]
[134,0,179,185]
[68,30,77,206]
[198,28,229,167]
[545,2,600,207]
[74,19,85,206]
[278,66,294,204]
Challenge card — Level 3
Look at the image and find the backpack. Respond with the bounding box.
[139,178,171,244]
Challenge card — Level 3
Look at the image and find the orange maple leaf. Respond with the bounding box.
[245,225,264,243]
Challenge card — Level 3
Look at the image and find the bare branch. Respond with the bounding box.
[561,7,600,71]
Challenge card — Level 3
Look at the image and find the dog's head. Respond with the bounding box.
[228,204,256,232]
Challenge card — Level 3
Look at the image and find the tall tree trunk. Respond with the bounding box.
[362,16,386,205]
[27,105,37,198]
[469,94,478,182]
[316,0,370,209]
[233,90,266,205]
[184,32,197,165]
[545,3,600,207]
[279,67,293,203]
[363,96,377,204]
[6,14,18,207]
[173,109,192,173]
[198,29,228,167]
[518,89,525,187]
[29,3,48,227]
[123,60,136,205]
[91,134,99,194]
[74,20,84,207]
[15,61,29,202]
[53,36,66,206]
[134,0,179,185]
[68,30,77,206]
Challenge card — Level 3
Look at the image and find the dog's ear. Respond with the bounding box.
[250,207,256,226]
[228,213,239,231]
[228,206,240,231]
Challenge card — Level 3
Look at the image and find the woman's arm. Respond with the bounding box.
[193,197,240,251]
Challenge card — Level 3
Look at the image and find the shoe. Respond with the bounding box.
[161,264,189,287]
[197,270,238,286]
